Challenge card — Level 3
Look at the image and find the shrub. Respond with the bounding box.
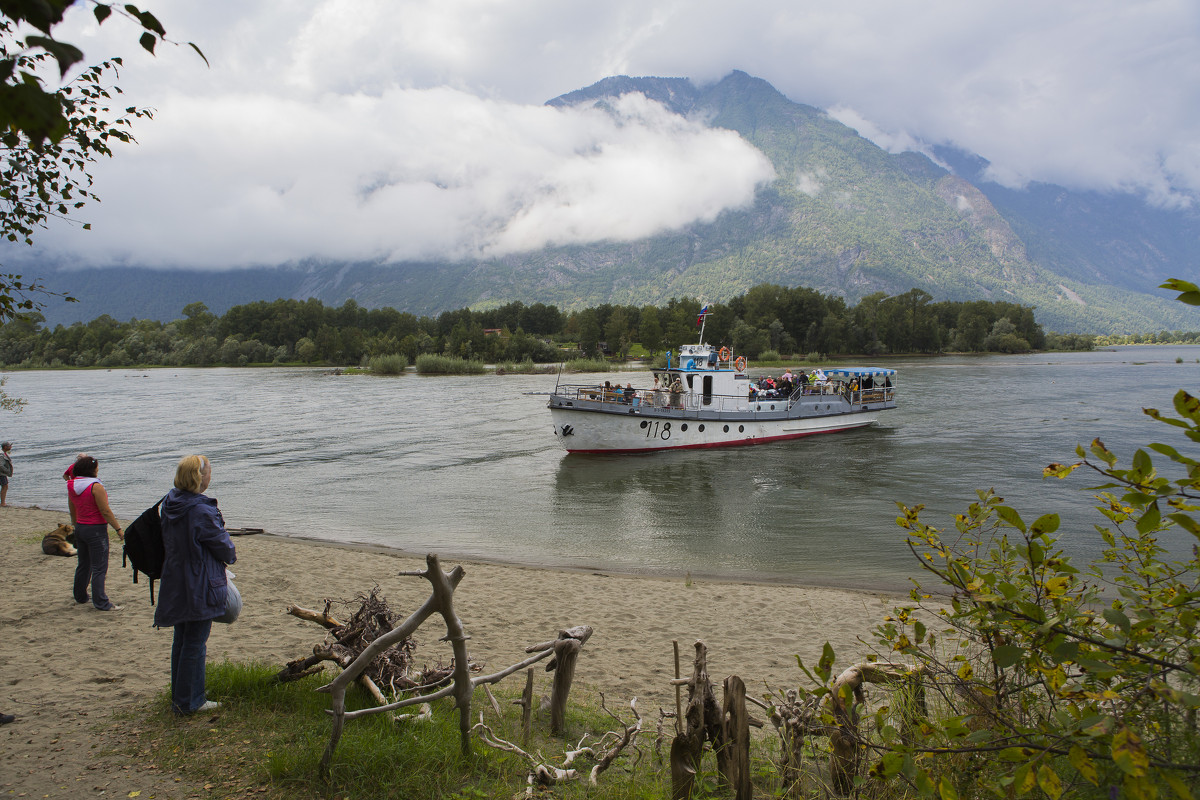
[415,354,486,374]
[368,354,408,375]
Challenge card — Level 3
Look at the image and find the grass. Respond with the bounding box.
[563,358,612,372]
[414,355,487,374]
[494,358,558,374]
[124,660,799,799]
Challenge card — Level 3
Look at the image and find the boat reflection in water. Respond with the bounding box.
[548,426,912,588]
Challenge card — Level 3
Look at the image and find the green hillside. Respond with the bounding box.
[20,71,1200,334]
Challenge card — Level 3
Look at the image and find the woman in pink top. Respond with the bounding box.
[67,455,124,611]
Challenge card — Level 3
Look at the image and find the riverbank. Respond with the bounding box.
[0,505,902,798]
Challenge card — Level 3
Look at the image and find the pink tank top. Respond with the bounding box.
[69,478,106,525]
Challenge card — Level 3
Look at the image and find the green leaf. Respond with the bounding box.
[23,36,84,78]
[995,505,1026,532]
[1030,513,1060,535]
[188,41,211,68]
[1160,278,1200,306]
[992,644,1024,669]
[139,31,157,55]
[938,776,960,800]
[1103,608,1131,633]
[1051,640,1079,663]
[816,642,836,683]
[1136,501,1162,535]
[94,4,112,24]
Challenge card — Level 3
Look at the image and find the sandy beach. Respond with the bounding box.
[1,505,905,798]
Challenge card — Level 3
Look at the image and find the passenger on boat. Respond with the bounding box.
[625,383,637,405]
[669,377,683,408]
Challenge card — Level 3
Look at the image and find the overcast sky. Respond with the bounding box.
[22,0,1200,269]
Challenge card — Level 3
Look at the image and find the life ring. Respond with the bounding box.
[734,356,747,372]
[718,347,731,362]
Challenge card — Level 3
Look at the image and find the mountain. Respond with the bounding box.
[19,71,1200,334]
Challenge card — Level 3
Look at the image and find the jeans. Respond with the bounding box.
[170,619,213,714]
[73,523,114,610]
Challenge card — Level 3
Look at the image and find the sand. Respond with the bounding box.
[0,505,905,798]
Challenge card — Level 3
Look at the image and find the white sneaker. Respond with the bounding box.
[197,700,221,712]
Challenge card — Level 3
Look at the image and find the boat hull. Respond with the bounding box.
[549,404,880,453]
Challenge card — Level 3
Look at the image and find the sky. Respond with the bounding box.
[18,0,1200,270]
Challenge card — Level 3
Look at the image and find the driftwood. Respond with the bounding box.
[768,662,924,796]
[316,557,469,774]
[278,590,454,704]
[474,695,642,797]
[721,676,752,800]
[513,667,535,744]
[827,663,926,795]
[303,555,595,776]
[668,640,723,799]
[529,626,592,734]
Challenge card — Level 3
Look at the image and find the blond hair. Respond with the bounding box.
[174,455,210,493]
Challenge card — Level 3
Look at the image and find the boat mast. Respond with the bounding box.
[696,303,709,345]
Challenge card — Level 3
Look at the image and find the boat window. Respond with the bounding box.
[702,375,713,405]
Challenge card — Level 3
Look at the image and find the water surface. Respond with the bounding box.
[4,345,1196,592]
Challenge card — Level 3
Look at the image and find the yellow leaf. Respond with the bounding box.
[1113,727,1151,777]
[1069,745,1098,786]
[938,776,960,800]
[1166,773,1196,800]
[957,662,973,680]
[1016,765,1037,794]
[1038,764,1063,800]
[128,793,141,799]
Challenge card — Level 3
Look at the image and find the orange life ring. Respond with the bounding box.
[718,347,731,362]
[734,356,747,372]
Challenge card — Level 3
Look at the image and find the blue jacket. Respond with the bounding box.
[153,488,237,628]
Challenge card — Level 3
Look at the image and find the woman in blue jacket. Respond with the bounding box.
[154,455,236,715]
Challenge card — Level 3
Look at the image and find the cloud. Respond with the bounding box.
[24,0,1200,269]
[38,85,774,267]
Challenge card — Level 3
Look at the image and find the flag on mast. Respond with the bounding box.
[696,304,709,326]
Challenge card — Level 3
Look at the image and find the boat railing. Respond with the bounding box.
[552,383,895,411]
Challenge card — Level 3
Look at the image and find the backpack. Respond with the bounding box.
[122,496,166,604]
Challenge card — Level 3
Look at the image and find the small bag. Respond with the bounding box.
[214,569,242,624]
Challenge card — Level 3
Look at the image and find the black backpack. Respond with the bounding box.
[122,496,166,604]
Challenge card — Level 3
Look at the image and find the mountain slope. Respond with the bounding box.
[19,72,1200,334]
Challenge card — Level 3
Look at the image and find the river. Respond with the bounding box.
[3,345,1196,592]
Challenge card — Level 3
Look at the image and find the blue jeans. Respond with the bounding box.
[171,619,213,714]
[73,523,114,610]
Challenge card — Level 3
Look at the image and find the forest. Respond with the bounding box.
[0,283,1085,369]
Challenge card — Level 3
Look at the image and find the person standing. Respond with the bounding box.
[155,455,236,716]
[67,455,123,610]
[0,442,12,506]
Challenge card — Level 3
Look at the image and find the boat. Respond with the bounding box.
[547,341,896,454]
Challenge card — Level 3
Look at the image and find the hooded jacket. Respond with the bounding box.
[153,488,237,628]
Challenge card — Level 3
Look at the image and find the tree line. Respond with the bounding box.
[0,284,1066,369]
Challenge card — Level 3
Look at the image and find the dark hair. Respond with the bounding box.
[72,455,98,478]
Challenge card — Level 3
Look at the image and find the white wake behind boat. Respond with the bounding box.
[548,342,896,454]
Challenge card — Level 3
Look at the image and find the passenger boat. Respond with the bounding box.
[548,341,897,453]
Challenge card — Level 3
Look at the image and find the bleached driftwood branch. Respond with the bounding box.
[472,694,642,795]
